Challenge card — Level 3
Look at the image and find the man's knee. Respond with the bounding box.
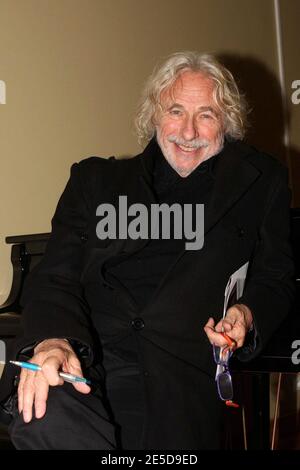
[9,383,116,449]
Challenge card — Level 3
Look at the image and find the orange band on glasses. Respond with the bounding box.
[225,400,240,408]
[220,332,237,350]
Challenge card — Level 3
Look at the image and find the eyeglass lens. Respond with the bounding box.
[217,370,233,400]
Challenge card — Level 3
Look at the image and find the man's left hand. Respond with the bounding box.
[204,304,253,349]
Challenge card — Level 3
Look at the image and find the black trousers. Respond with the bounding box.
[9,374,144,450]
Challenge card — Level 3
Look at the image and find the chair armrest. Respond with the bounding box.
[0,312,22,337]
[0,245,25,314]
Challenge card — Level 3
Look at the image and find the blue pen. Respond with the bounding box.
[10,360,91,385]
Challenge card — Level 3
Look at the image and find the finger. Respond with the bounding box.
[34,371,49,419]
[72,381,91,394]
[222,319,235,333]
[230,328,246,348]
[208,317,234,334]
[64,355,91,394]
[215,319,225,333]
[206,330,231,347]
[17,369,27,414]
[22,371,37,423]
[204,317,215,330]
[203,317,216,343]
[236,338,245,348]
[204,319,230,347]
[224,323,246,348]
[224,307,244,327]
[222,306,245,336]
[41,356,64,386]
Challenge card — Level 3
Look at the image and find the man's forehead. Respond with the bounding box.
[160,71,215,105]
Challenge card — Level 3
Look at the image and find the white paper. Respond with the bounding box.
[215,261,249,380]
[222,261,249,319]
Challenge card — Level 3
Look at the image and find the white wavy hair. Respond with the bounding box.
[135,51,249,146]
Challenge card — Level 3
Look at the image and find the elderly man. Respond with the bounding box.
[2,51,294,449]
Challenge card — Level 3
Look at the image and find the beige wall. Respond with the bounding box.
[0,0,299,302]
[280,0,300,205]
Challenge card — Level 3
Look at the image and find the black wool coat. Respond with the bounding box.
[0,138,295,449]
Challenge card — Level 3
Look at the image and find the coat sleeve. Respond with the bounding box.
[16,161,96,365]
[237,163,296,360]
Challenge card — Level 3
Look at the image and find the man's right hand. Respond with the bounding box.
[17,338,91,423]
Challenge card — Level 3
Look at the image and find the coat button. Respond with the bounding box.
[236,226,245,237]
[80,233,88,242]
[131,317,145,330]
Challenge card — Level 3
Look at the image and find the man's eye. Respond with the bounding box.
[169,109,182,116]
[200,114,213,119]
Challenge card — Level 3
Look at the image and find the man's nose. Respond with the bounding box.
[181,116,197,141]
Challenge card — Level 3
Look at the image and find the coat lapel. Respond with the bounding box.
[203,140,261,236]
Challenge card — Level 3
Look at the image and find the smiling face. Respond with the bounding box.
[155,70,224,177]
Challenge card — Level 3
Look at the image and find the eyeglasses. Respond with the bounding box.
[213,333,239,408]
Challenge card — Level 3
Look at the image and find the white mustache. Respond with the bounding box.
[168,135,209,149]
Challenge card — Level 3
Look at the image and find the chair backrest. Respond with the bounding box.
[0,233,50,314]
